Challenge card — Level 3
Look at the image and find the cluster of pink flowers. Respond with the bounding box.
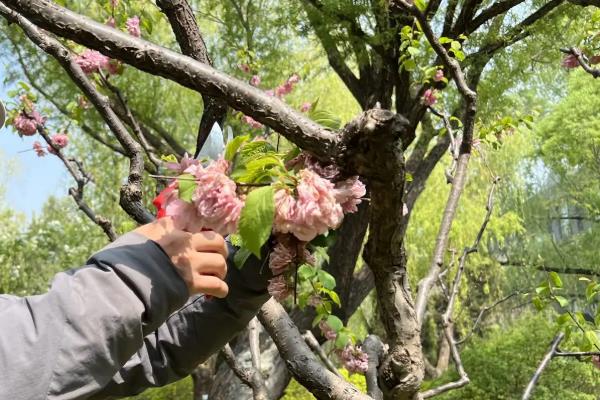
[339,344,369,374]
[32,133,69,157]
[433,69,444,82]
[274,169,344,242]
[160,158,245,235]
[561,54,580,69]
[74,50,112,75]
[300,102,312,113]
[267,234,316,300]
[250,75,261,87]
[13,110,45,136]
[126,16,141,37]
[422,88,438,106]
[105,17,116,28]
[274,74,300,97]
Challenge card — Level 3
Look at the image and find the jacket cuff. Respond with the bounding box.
[87,232,188,334]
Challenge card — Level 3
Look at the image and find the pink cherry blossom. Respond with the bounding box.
[267,275,292,301]
[250,75,261,87]
[273,169,344,241]
[105,17,116,28]
[165,153,198,173]
[334,176,366,213]
[318,320,337,341]
[13,110,45,136]
[422,88,438,106]
[74,50,110,75]
[433,69,444,82]
[275,82,293,97]
[51,133,69,149]
[242,115,263,129]
[300,102,312,113]
[287,73,300,84]
[164,159,244,235]
[239,64,251,73]
[126,16,141,38]
[265,89,275,97]
[561,54,579,69]
[110,0,119,7]
[32,141,46,157]
[287,152,340,179]
[340,344,369,374]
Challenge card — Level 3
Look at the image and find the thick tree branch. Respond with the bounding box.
[155,0,228,156]
[465,0,526,35]
[258,298,372,400]
[0,4,153,223]
[1,0,337,161]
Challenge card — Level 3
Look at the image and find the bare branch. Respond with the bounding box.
[36,125,116,241]
[302,330,343,378]
[248,317,262,373]
[221,344,270,400]
[258,299,372,400]
[362,335,385,400]
[522,333,565,400]
[465,0,526,35]
[0,4,154,223]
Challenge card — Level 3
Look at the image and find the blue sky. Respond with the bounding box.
[0,87,65,217]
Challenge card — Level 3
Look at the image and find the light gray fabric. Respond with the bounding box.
[0,232,270,400]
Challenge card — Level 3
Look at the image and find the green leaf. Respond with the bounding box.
[312,314,324,328]
[161,154,178,163]
[584,331,600,349]
[225,134,250,161]
[532,296,544,311]
[407,46,421,56]
[177,174,197,203]
[233,247,252,270]
[298,264,316,281]
[554,295,568,308]
[326,315,344,332]
[402,59,417,71]
[238,186,275,258]
[335,331,350,348]
[549,271,563,288]
[308,109,341,130]
[321,287,341,307]
[413,0,427,12]
[318,270,336,290]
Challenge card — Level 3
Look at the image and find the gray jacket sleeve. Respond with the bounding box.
[0,232,189,400]
[90,243,272,399]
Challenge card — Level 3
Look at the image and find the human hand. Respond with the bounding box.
[135,217,229,297]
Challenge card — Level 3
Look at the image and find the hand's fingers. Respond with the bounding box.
[191,231,228,258]
[192,275,229,298]
[190,252,228,280]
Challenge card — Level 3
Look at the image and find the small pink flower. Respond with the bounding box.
[165,153,198,173]
[126,16,141,38]
[105,17,116,28]
[334,176,366,213]
[74,50,110,75]
[287,73,300,84]
[110,0,119,7]
[287,152,340,179]
[300,102,311,113]
[561,54,579,69]
[265,89,275,97]
[13,111,45,136]
[422,88,438,106]
[32,141,46,157]
[51,133,69,149]
[239,64,251,73]
[433,69,444,82]
[268,275,292,301]
[250,75,261,87]
[340,344,369,374]
[319,320,337,341]
[242,115,263,129]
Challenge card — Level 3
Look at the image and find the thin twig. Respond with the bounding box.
[221,344,270,400]
[522,333,564,400]
[302,330,343,378]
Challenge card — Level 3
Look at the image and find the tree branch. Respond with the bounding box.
[521,333,564,400]
[221,343,270,400]
[362,335,385,400]
[560,47,600,78]
[0,4,154,223]
[0,0,337,161]
[155,0,228,156]
[302,330,343,378]
[258,299,371,400]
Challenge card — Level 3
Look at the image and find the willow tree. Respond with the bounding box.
[0,0,596,399]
